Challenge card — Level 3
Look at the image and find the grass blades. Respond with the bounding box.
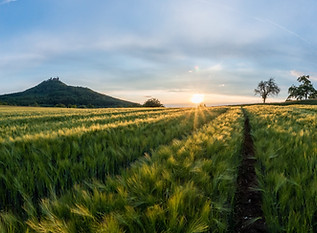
[26,107,244,233]
[0,106,229,232]
[246,105,317,233]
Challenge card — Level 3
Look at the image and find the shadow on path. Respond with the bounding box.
[233,108,267,233]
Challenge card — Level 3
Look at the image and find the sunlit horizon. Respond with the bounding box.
[190,94,205,104]
[0,1,316,105]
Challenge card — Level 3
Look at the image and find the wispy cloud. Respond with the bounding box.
[207,64,223,72]
[290,70,317,82]
[196,0,312,47]
[290,70,303,78]
[0,0,316,105]
[255,18,312,45]
[0,0,17,5]
[311,76,317,82]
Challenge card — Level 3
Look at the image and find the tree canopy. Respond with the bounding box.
[287,75,317,100]
[254,78,280,103]
[143,98,164,107]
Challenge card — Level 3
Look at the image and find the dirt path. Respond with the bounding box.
[233,109,267,233]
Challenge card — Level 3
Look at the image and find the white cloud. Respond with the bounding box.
[290,70,303,78]
[0,53,45,70]
[311,76,317,81]
[1,0,316,105]
[207,64,223,71]
[290,70,317,82]
[0,0,17,5]
[257,18,312,45]
[308,73,317,82]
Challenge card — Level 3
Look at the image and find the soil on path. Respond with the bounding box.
[233,109,267,233]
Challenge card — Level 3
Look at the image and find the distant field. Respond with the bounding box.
[0,105,316,232]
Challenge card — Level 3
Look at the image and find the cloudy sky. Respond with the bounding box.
[1,0,316,106]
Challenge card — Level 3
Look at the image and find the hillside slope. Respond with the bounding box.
[0,78,140,107]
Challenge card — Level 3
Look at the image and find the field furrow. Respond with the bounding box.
[246,105,317,233]
[233,108,267,233]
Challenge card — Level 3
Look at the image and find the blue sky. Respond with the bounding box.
[1,0,317,106]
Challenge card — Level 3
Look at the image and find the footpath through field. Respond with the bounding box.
[233,108,267,233]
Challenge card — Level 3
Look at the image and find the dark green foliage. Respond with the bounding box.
[282,99,317,105]
[55,103,66,108]
[0,79,140,108]
[287,75,317,100]
[67,104,77,108]
[143,98,164,107]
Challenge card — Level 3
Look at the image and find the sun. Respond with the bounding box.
[191,94,205,104]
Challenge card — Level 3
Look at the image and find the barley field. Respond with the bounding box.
[0,105,316,232]
[246,105,317,232]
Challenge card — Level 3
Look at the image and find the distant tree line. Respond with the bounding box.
[255,75,317,103]
[143,98,164,107]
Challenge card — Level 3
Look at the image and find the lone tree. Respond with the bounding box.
[254,78,280,103]
[287,75,317,100]
[143,98,164,107]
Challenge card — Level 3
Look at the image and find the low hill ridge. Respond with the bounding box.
[0,78,140,107]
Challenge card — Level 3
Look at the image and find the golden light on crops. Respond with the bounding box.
[191,94,204,104]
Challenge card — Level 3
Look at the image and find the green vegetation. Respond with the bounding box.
[143,98,164,107]
[1,104,316,232]
[274,99,317,105]
[25,107,244,233]
[246,105,317,232]
[1,106,243,232]
[287,75,317,101]
[0,78,140,107]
